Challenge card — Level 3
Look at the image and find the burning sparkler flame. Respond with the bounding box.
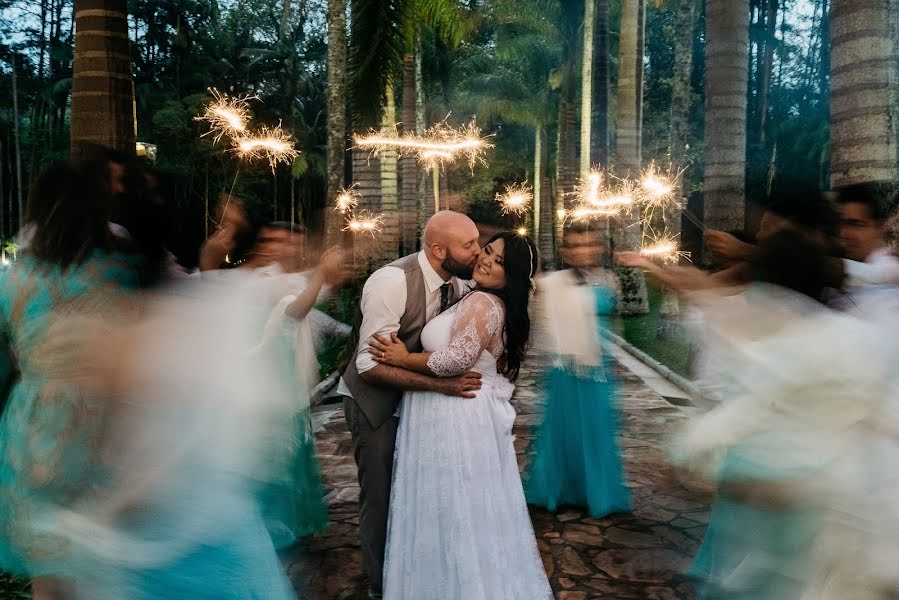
[196,88,255,144]
[234,125,299,171]
[335,184,361,213]
[343,211,385,237]
[496,183,533,216]
[353,118,492,172]
[638,233,691,265]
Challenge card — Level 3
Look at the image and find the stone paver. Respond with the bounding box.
[286,351,709,599]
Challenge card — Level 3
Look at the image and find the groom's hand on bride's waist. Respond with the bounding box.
[440,371,482,398]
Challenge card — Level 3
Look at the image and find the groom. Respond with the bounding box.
[338,210,483,598]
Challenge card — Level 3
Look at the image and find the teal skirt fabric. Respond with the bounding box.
[524,364,631,518]
[260,408,329,549]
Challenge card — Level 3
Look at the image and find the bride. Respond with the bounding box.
[369,231,552,599]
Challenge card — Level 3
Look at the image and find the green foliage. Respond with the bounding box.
[0,571,29,599]
[611,280,694,378]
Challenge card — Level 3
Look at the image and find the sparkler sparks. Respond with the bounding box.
[235,125,299,171]
[335,184,361,213]
[639,233,691,265]
[636,163,685,213]
[496,183,533,216]
[195,88,255,144]
[353,119,492,171]
[343,211,385,237]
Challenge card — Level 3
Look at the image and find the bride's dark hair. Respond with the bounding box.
[477,231,538,382]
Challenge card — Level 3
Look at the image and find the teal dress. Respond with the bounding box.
[524,284,631,518]
[0,252,138,576]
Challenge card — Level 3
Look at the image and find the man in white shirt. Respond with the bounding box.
[338,211,483,599]
[838,183,899,289]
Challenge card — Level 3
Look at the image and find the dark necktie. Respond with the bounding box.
[439,282,452,314]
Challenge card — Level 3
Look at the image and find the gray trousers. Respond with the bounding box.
[342,395,398,594]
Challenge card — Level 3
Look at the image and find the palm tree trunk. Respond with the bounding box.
[703,0,749,234]
[10,53,23,231]
[325,0,347,246]
[70,0,135,159]
[758,0,778,145]
[829,0,898,188]
[415,39,430,226]
[592,0,610,168]
[580,0,595,176]
[616,0,645,178]
[380,82,400,259]
[615,0,649,316]
[533,125,542,243]
[671,0,696,165]
[400,49,418,254]
[555,58,578,266]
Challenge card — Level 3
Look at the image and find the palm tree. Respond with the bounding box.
[70,0,136,159]
[325,0,347,247]
[615,0,649,315]
[829,0,898,188]
[580,0,595,177]
[591,0,611,169]
[703,0,749,233]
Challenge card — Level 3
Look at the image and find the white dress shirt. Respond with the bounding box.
[337,251,465,398]
[844,247,899,289]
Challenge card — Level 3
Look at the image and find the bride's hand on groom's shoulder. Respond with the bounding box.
[369,332,410,367]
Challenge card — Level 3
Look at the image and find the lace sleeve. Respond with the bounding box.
[426,292,504,377]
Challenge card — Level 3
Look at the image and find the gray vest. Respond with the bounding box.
[342,253,430,428]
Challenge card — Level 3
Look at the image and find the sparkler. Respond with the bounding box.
[335,184,361,213]
[343,211,385,238]
[354,118,492,211]
[195,88,255,144]
[636,163,685,214]
[496,183,533,216]
[235,125,299,171]
[638,232,691,265]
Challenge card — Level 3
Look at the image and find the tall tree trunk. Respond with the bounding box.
[70,0,136,159]
[10,53,24,232]
[555,57,578,265]
[380,82,400,259]
[616,0,645,178]
[325,0,347,246]
[580,0,595,176]
[415,39,428,229]
[279,0,292,40]
[660,0,698,330]
[591,0,611,169]
[671,0,696,168]
[758,0,778,144]
[533,125,543,250]
[703,0,749,233]
[615,0,649,315]
[400,49,418,254]
[829,0,898,188]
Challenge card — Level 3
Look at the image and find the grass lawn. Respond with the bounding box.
[611,280,695,379]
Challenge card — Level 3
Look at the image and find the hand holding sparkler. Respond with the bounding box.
[704,230,758,262]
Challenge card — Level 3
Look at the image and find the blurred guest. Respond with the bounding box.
[0,163,138,599]
[524,222,631,518]
[837,183,899,289]
[672,229,892,599]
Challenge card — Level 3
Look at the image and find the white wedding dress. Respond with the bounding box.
[383,291,552,600]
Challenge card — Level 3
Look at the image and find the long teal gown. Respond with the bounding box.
[524,284,631,518]
[0,251,138,577]
[0,257,295,599]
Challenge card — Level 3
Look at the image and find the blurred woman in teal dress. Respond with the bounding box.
[0,163,138,598]
[524,223,631,518]
[0,162,297,599]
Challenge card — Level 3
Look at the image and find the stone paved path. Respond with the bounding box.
[286,350,709,599]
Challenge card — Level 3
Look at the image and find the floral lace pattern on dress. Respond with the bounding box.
[426,292,504,377]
